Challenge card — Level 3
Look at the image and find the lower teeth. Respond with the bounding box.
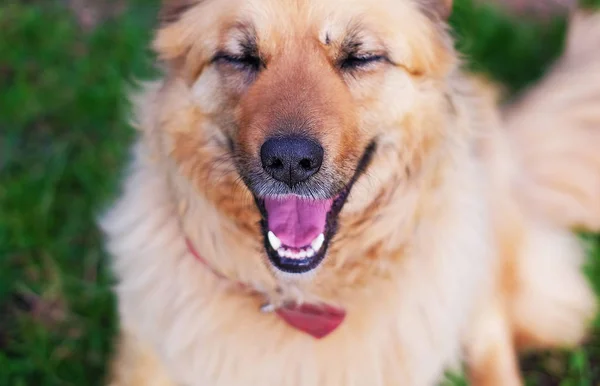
[277,247,316,260]
[268,232,325,260]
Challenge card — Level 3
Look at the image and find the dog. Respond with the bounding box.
[101,1,600,384]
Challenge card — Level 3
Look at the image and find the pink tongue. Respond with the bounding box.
[264,196,333,248]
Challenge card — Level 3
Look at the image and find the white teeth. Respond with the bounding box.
[268,231,282,250]
[275,246,317,260]
[311,233,325,252]
[271,233,326,260]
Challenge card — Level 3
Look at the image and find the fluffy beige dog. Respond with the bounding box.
[102,1,600,384]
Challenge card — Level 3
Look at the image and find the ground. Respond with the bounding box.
[0,0,599,385]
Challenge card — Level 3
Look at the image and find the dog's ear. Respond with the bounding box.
[421,0,453,20]
[158,0,196,24]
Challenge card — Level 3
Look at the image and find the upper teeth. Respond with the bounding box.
[267,232,326,260]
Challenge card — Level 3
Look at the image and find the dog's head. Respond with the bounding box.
[153,0,456,276]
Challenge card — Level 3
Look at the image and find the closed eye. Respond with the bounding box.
[340,54,387,71]
[213,52,263,72]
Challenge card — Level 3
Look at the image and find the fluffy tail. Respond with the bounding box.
[503,11,600,231]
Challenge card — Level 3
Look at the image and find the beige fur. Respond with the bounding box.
[101,3,600,385]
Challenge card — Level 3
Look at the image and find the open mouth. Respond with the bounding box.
[254,141,377,274]
[256,190,348,274]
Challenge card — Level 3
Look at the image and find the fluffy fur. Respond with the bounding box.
[101,2,600,385]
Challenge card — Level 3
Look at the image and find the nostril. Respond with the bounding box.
[268,158,284,169]
[299,158,313,171]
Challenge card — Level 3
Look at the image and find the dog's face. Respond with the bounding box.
[155,0,455,276]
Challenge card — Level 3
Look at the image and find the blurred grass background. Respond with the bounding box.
[0,0,599,384]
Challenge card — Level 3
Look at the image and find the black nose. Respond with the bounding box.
[260,136,324,187]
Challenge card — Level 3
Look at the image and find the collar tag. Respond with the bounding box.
[276,303,346,339]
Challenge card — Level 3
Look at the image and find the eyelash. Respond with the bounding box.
[214,53,262,72]
[340,54,387,70]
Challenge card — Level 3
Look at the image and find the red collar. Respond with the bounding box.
[186,238,345,339]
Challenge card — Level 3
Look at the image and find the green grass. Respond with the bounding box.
[0,1,598,385]
[0,2,157,384]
